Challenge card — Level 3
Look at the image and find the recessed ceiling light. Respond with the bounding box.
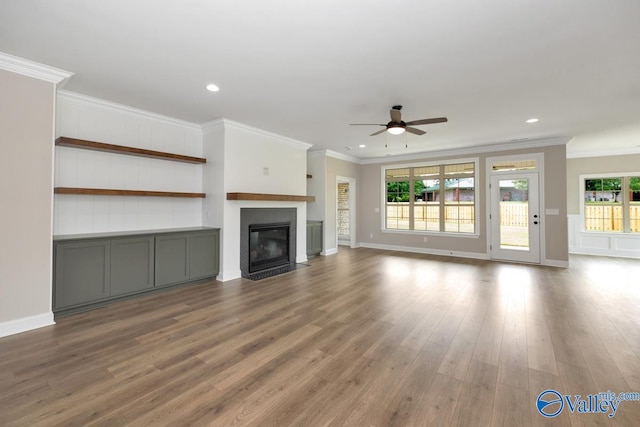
[206,84,220,92]
[359,144,366,148]
[526,118,539,124]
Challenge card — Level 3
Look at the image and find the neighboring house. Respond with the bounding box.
[421,178,475,202]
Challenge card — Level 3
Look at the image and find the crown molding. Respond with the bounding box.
[202,118,313,151]
[359,136,572,165]
[57,90,202,132]
[307,150,328,159]
[306,149,361,163]
[325,150,360,163]
[201,118,226,134]
[0,52,73,84]
[566,146,640,159]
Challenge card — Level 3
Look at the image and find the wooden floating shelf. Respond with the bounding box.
[55,187,206,198]
[226,192,315,202]
[55,137,207,164]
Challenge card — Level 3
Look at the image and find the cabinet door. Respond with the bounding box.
[189,230,219,280]
[155,234,189,287]
[306,223,314,256]
[54,240,110,309]
[111,236,154,296]
[307,222,323,256]
[312,223,323,254]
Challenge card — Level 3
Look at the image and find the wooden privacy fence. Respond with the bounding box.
[386,202,535,227]
[386,203,475,225]
[388,203,640,231]
[584,204,640,232]
[499,203,528,226]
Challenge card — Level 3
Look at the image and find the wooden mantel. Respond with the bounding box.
[226,192,315,202]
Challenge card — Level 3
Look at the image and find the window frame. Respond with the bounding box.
[381,158,480,237]
[579,172,640,234]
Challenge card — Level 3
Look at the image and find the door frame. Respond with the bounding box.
[336,176,357,249]
[485,153,546,264]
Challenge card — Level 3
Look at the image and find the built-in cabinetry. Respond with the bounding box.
[54,227,219,315]
[306,220,323,256]
[54,136,206,198]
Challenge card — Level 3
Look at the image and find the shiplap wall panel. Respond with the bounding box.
[54,93,204,235]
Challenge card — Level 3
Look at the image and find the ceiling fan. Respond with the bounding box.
[350,105,447,136]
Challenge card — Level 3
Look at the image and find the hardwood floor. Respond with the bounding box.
[1,248,639,426]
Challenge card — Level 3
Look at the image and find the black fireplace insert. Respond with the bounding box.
[248,222,290,273]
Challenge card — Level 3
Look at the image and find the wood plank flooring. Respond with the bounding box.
[1,248,640,426]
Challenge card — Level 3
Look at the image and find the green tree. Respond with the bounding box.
[512,180,529,191]
[414,180,425,199]
[387,181,410,202]
[630,177,640,191]
[585,178,622,202]
[387,180,427,202]
[585,178,622,192]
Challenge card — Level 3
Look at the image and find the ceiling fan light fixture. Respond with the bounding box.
[387,126,405,135]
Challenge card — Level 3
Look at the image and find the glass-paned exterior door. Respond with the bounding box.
[490,173,540,263]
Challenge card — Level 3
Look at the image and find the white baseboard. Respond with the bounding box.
[543,259,570,268]
[358,242,489,260]
[217,270,242,282]
[296,255,309,263]
[0,312,55,338]
[322,247,338,256]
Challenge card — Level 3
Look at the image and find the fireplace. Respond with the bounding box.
[240,208,297,280]
[249,222,290,273]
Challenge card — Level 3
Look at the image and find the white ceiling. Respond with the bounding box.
[2,0,639,159]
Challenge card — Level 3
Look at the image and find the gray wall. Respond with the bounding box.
[306,153,326,222]
[0,69,56,327]
[358,144,569,263]
[566,153,640,214]
[325,156,359,252]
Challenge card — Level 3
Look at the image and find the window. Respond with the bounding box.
[385,161,476,233]
[583,175,640,233]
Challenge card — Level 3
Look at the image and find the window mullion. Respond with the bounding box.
[409,169,415,230]
[623,176,630,233]
[439,166,445,232]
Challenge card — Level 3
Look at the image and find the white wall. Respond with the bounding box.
[306,152,326,222]
[203,119,312,280]
[54,91,204,235]
[0,69,56,336]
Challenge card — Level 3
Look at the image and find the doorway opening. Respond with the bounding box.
[337,176,357,249]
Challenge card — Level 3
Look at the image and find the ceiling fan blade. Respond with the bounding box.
[405,127,426,135]
[405,117,448,126]
[370,128,387,136]
[390,108,402,123]
[350,123,386,126]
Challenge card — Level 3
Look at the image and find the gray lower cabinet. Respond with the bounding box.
[190,231,220,280]
[55,240,110,309]
[110,236,155,296]
[307,220,323,256]
[155,230,221,286]
[53,228,220,314]
[155,234,189,287]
